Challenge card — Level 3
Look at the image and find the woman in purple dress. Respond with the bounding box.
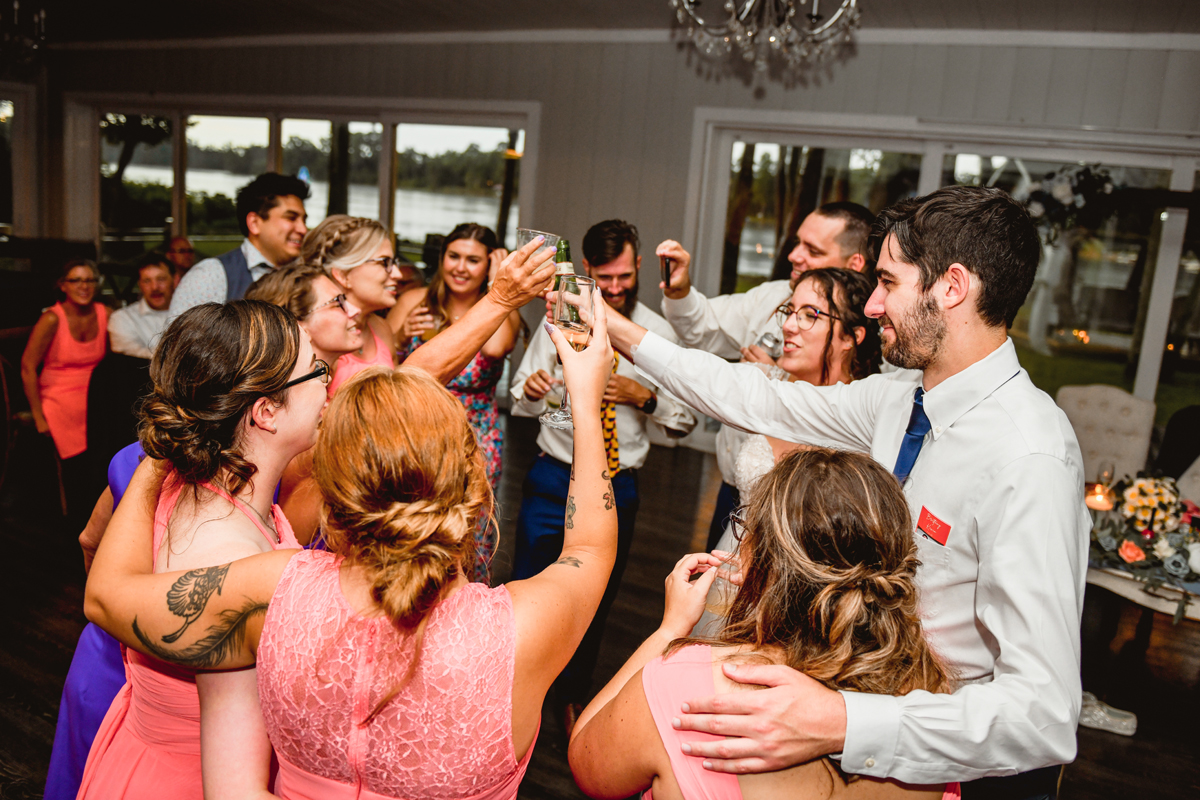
[389,223,522,581]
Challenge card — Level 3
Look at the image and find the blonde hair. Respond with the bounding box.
[301,214,390,275]
[675,448,952,697]
[312,366,495,721]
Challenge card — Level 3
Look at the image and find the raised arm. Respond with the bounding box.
[84,458,294,670]
[402,236,554,383]
[507,298,619,752]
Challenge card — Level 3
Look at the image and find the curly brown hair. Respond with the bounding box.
[244,263,325,319]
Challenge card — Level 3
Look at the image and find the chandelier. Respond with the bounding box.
[0,1,47,74]
[669,0,861,73]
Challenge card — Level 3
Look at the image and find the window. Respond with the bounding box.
[99,112,174,264]
[942,153,1171,409]
[393,124,522,267]
[723,142,921,293]
[280,119,382,229]
[1162,171,1200,426]
[185,115,269,258]
[0,99,13,231]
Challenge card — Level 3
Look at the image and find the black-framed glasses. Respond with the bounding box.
[774,303,840,331]
[302,293,348,319]
[280,359,332,391]
[63,277,100,285]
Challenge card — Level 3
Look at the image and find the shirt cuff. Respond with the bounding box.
[662,286,702,318]
[839,690,900,778]
[629,329,677,374]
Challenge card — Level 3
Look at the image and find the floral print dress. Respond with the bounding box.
[397,336,505,582]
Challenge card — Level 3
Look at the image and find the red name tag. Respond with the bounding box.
[917,506,951,546]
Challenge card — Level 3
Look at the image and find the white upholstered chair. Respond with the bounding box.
[1176,456,1200,504]
[1055,384,1155,483]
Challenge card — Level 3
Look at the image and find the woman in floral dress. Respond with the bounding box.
[390,223,522,581]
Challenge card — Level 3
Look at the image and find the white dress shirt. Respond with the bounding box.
[662,281,793,484]
[633,332,1089,783]
[107,298,171,359]
[167,239,274,321]
[510,302,696,470]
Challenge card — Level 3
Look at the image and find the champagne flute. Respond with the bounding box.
[540,275,596,430]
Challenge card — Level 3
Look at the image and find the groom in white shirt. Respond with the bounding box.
[604,185,1089,799]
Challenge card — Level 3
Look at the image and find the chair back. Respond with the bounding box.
[1176,457,1200,504]
[1055,384,1154,483]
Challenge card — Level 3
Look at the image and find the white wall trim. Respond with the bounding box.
[50,28,1200,53]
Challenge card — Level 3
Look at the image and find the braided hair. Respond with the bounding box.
[300,214,390,275]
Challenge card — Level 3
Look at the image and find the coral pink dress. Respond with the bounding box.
[77,476,300,800]
[328,324,394,397]
[642,645,960,800]
[257,550,536,799]
[38,302,107,458]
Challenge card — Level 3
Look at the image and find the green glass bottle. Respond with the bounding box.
[555,238,573,276]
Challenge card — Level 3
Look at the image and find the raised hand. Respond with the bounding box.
[490,236,556,311]
[656,239,692,300]
[660,551,723,638]
[545,292,612,417]
[399,305,436,339]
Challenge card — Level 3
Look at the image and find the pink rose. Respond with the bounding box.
[1119,540,1146,564]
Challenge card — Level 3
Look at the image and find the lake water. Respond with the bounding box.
[120,164,521,246]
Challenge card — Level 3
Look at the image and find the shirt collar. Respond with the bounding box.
[241,238,273,269]
[921,338,1022,439]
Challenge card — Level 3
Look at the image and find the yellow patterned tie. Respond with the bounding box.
[601,353,620,475]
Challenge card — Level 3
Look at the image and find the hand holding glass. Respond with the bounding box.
[540,275,596,429]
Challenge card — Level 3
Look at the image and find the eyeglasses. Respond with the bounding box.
[302,293,348,318]
[166,248,195,255]
[363,255,402,272]
[63,277,99,285]
[775,303,841,331]
[280,359,331,391]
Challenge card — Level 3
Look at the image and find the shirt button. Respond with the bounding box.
[865,757,876,768]
[934,426,942,434]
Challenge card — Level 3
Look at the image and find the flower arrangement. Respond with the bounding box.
[1024,164,1116,244]
[1090,474,1200,623]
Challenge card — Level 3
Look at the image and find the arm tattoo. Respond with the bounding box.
[133,600,268,669]
[565,495,576,530]
[554,556,583,568]
[161,564,230,643]
[601,469,611,481]
[603,488,615,510]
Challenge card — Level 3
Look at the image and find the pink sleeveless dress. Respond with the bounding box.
[38,302,107,458]
[642,645,961,800]
[328,325,393,397]
[257,550,537,799]
[77,477,300,800]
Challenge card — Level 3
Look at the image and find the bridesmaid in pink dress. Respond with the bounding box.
[569,449,960,800]
[85,300,619,799]
[21,260,109,499]
[77,301,329,800]
[298,215,403,395]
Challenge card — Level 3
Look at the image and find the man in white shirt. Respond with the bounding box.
[108,255,175,359]
[510,219,696,733]
[605,186,1089,798]
[168,172,310,319]
[657,202,875,551]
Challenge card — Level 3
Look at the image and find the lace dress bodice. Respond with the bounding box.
[257,550,529,798]
[732,434,776,497]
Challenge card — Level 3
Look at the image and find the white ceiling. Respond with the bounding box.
[43,0,1200,43]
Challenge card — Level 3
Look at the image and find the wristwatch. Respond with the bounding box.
[639,392,658,415]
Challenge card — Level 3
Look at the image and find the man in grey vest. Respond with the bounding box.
[168,172,310,319]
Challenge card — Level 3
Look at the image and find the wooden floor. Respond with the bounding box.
[1,414,1199,798]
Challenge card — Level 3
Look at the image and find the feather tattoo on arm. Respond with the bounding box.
[160,564,230,643]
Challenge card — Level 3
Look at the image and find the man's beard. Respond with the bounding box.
[604,284,639,317]
[881,291,945,371]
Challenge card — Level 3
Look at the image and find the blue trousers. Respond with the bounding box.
[512,453,639,702]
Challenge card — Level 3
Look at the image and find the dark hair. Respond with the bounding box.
[815,202,876,260]
[139,301,301,498]
[582,219,640,267]
[136,252,175,278]
[672,449,952,697]
[798,267,881,383]
[872,186,1041,328]
[245,263,325,319]
[235,172,311,237]
[421,223,499,327]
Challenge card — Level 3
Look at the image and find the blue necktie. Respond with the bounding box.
[892,387,931,484]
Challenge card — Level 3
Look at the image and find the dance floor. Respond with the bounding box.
[0,414,1197,798]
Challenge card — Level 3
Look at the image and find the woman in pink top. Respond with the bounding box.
[570,448,959,800]
[86,300,619,799]
[21,259,109,461]
[76,301,328,800]
[300,215,403,395]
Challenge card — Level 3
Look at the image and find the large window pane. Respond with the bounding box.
[393,124,522,268]
[99,112,173,267]
[281,119,382,229]
[724,143,921,293]
[1162,171,1200,426]
[0,99,13,231]
[943,154,1170,406]
[185,115,269,259]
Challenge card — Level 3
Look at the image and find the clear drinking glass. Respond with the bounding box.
[1097,461,1116,487]
[540,275,596,430]
[515,227,560,259]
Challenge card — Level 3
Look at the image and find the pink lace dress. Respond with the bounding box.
[257,550,536,799]
[77,476,300,800]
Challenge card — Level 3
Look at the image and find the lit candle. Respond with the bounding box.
[1085,484,1113,511]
